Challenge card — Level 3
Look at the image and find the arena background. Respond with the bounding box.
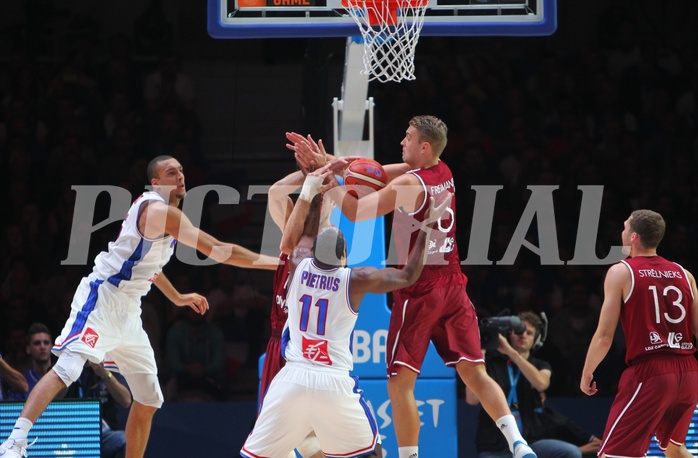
[0,0,696,456]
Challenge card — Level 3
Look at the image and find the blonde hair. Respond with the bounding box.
[409,115,448,157]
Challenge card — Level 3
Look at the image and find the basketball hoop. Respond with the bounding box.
[342,0,428,83]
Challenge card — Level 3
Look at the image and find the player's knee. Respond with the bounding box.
[128,373,164,408]
[53,350,89,386]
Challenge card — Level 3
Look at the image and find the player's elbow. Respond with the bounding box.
[279,240,294,255]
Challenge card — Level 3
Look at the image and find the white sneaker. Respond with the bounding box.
[513,440,537,458]
[0,439,28,458]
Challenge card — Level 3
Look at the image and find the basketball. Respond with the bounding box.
[343,158,387,198]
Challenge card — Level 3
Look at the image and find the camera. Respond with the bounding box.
[479,315,526,351]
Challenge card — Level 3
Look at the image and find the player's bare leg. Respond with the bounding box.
[124,401,157,458]
[18,370,66,422]
[0,369,66,456]
[457,360,535,457]
[457,361,511,419]
[386,368,420,447]
[664,443,693,458]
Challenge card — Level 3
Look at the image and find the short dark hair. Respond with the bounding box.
[27,322,51,344]
[312,227,346,268]
[147,155,174,181]
[518,311,542,339]
[409,115,448,157]
[629,209,665,249]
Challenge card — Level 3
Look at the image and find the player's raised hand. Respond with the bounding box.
[309,162,340,191]
[285,132,327,172]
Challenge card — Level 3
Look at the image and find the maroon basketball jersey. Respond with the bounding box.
[270,252,291,333]
[620,255,696,364]
[392,160,462,281]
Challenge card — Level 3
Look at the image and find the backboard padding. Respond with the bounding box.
[208,0,557,38]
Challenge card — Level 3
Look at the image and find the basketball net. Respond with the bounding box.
[343,0,428,83]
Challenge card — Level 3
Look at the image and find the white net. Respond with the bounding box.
[344,0,428,83]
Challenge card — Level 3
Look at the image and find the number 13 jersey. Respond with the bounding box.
[620,255,695,364]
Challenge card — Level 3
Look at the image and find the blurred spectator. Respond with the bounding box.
[0,351,28,401]
[0,328,29,374]
[206,265,269,373]
[547,283,609,395]
[143,55,195,112]
[12,323,64,399]
[164,306,226,402]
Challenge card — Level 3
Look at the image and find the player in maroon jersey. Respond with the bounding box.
[291,116,536,458]
[263,160,334,458]
[581,209,698,458]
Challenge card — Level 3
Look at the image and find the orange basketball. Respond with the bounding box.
[343,158,387,198]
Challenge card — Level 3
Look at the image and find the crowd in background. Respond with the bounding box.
[0,1,696,401]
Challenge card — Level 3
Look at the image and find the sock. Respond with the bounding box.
[495,415,525,452]
[295,436,322,457]
[8,417,32,442]
[398,446,418,458]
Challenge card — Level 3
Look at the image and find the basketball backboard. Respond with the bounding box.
[208,0,557,38]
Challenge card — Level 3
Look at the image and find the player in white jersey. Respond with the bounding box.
[0,156,277,458]
[241,171,451,458]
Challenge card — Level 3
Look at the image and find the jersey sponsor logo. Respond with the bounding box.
[668,332,683,348]
[275,294,288,314]
[302,336,332,365]
[645,331,693,351]
[439,237,454,253]
[81,328,100,348]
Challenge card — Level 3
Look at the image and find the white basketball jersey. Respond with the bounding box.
[92,191,176,298]
[282,257,356,371]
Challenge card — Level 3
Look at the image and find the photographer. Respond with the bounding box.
[466,311,601,458]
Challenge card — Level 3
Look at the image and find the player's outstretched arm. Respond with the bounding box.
[288,194,324,277]
[287,132,409,182]
[280,170,334,255]
[268,169,305,233]
[316,160,422,223]
[349,195,451,306]
[141,200,278,270]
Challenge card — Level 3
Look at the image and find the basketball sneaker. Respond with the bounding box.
[0,439,28,458]
[512,440,537,458]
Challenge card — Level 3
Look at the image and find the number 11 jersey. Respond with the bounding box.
[282,257,356,372]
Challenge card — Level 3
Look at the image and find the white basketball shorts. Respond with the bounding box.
[241,362,380,458]
[52,274,158,376]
